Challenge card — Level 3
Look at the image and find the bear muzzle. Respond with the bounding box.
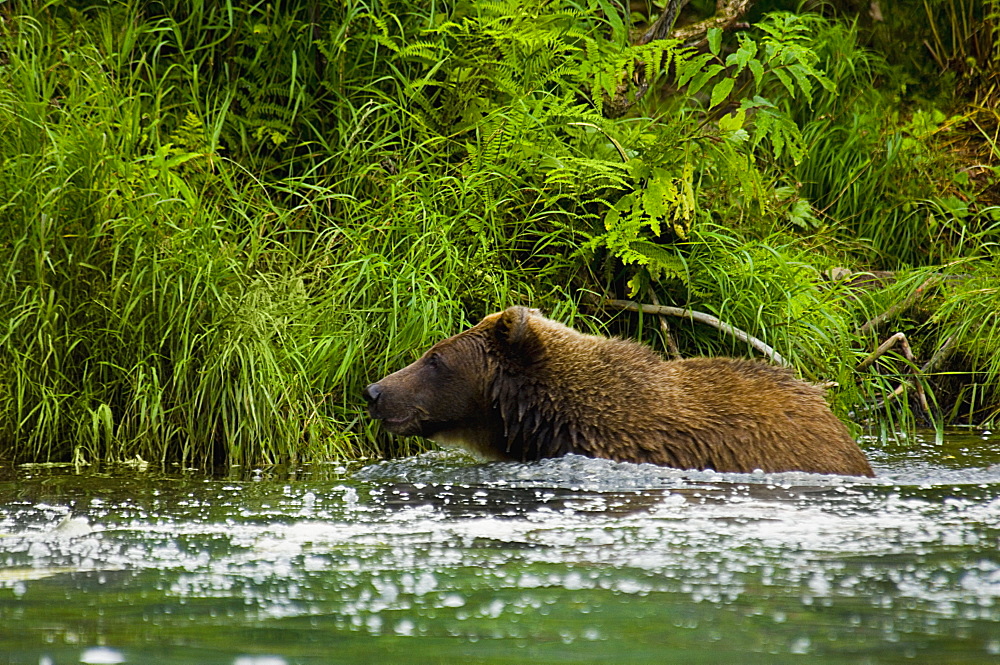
[363,382,422,435]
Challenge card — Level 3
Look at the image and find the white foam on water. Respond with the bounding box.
[1,437,999,653]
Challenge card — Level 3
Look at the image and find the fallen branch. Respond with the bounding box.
[857,276,939,335]
[592,297,789,366]
[636,0,687,45]
[855,332,912,372]
[671,0,754,46]
[874,334,957,412]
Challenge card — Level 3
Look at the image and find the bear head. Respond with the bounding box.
[362,306,545,458]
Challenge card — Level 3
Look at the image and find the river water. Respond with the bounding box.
[1,430,998,664]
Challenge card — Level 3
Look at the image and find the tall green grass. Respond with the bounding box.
[0,3,582,469]
[1,1,999,470]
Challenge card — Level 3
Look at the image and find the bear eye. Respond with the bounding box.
[426,353,442,369]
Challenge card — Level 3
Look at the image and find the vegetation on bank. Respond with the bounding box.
[1,0,998,470]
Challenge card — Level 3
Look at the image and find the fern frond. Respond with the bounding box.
[628,240,690,283]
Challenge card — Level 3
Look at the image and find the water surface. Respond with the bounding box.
[1,431,998,664]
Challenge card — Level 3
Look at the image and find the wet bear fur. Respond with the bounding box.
[364,306,874,477]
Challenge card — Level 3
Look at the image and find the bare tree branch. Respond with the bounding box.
[593,297,789,366]
[855,332,929,414]
[857,276,940,335]
[648,289,682,359]
[636,0,687,45]
[855,332,914,372]
[871,334,957,414]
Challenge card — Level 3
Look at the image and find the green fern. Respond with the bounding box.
[222,10,318,162]
[582,158,697,293]
[581,37,683,116]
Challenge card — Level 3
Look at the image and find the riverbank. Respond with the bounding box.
[1,1,998,469]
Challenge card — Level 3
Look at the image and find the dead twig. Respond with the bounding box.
[874,334,957,413]
[592,297,789,366]
[855,332,910,372]
[648,290,682,359]
[857,276,939,335]
[856,332,929,414]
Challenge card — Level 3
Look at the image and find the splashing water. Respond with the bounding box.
[1,431,998,664]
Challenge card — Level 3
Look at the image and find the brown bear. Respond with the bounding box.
[363,306,874,476]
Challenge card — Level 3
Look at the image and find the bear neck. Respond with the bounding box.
[486,333,685,464]
[488,360,640,463]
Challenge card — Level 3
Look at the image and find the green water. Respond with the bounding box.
[1,431,999,664]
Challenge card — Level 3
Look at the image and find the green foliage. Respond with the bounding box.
[584,159,695,294]
[2,0,999,469]
[929,261,1000,423]
[582,12,840,289]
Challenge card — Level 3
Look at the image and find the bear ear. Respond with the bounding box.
[494,306,545,364]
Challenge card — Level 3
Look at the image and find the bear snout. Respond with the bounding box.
[363,380,422,435]
[362,383,383,405]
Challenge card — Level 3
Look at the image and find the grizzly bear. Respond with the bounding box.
[363,306,874,476]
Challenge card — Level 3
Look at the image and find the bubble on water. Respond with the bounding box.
[563,570,586,590]
[517,573,543,588]
[613,578,650,595]
[413,571,437,596]
[233,657,287,665]
[394,619,415,636]
[959,563,1000,600]
[79,647,125,664]
[303,555,327,572]
[480,599,505,618]
[440,593,465,607]
[338,486,360,511]
[790,636,811,654]
[372,578,399,608]
[808,572,831,596]
[252,535,303,558]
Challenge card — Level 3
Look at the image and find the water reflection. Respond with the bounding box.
[0,431,998,664]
